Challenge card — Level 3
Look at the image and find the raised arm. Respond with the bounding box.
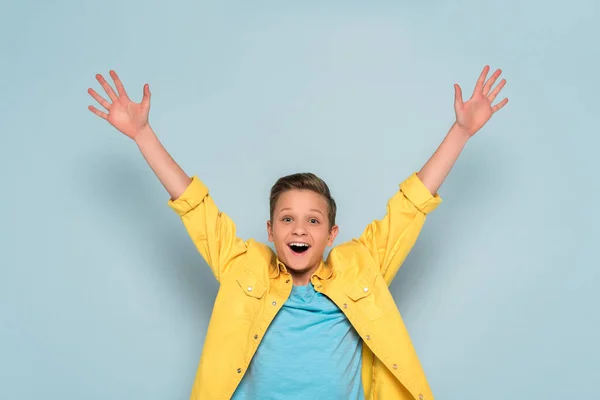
[87,70,191,198]
[417,65,508,194]
[87,70,247,281]
[359,65,508,284]
[358,173,441,285]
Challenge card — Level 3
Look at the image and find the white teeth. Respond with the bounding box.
[289,242,309,247]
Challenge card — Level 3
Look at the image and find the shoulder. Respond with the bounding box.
[246,239,276,260]
[328,239,375,274]
[230,239,276,280]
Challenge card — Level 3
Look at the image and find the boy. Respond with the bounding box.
[87,65,507,399]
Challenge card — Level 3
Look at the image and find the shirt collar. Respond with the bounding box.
[314,260,334,280]
[269,258,333,280]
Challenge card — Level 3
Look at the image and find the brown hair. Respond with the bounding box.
[269,172,337,228]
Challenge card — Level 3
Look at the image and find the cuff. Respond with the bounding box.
[399,172,442,214]
[167,176,209,215]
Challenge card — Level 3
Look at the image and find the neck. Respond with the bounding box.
[289,266,318,286]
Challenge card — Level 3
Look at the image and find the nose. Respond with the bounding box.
[292,222,308,236]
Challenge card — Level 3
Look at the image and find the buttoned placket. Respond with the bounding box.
[234,267,293,383]
[324,281,422,399]
[360,325,418,398]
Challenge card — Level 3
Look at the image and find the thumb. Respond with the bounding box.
[141,83,151,108]
[454,84,463,109]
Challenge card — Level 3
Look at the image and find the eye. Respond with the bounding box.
[309,218,319,224]
[282,217,292,223]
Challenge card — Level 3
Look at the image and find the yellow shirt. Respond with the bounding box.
[168,172,442,400]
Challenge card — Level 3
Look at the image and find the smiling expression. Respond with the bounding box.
[267,189,339,282]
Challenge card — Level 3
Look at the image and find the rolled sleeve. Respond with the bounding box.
[399,172,442,214]
[167,176,209,215]
[166,175,247,281]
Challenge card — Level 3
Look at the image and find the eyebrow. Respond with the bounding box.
[278,207,325,217]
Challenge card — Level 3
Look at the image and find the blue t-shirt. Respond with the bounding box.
[231,282,365,400]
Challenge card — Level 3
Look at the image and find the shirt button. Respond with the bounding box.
[247,286,253,292]
[392,364,398,369]
[343,303,348,309]
[317,285,322,289]
[419,394,424,400]
[237,368,242,373]
[286,279,290,283]
[366,335,371,340]
[272,301,277,306]
[254,334,258,339]
[363,287,369,292]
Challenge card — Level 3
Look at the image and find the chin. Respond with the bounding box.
[279,247,319,273]
[284,261,313,273]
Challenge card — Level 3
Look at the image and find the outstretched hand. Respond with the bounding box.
[88,70,151,140]
[454,65,508,137]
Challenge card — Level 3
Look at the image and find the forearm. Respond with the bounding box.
[416,122,471,195]
[134,125,192,200]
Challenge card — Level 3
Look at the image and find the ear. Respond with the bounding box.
[327,224,339,246]
[267,220,274,242]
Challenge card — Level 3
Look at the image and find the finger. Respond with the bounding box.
[454,84,464,108]
[110,70,129,99]
[483,69,502,95]
[488,79,506,102]
[96,73,118,102]
[88,105,108,119]
[473,65,490,96]
[492,98,509,113]
[141,83,151,108]
[87,88,111,110]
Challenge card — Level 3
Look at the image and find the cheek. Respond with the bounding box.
[313,230,332,247]
[271,228,288,246]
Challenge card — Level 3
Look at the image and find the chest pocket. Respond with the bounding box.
[236,272,267,299]
[223,272,268,322]
[345,269,388,320]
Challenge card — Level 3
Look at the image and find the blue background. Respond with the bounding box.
[1,1,598,399]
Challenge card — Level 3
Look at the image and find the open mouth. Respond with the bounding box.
[288,242,310,255]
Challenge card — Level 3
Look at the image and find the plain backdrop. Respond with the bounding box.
[1,1,598,399]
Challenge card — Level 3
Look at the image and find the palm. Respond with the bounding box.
[88,70,151,140]
[107,97,147,136]
[453,65,508,136]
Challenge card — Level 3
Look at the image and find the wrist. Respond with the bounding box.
[449,122,472,144]
[134,124,155,146]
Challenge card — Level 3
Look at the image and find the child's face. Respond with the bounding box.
[267,189,339,277]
